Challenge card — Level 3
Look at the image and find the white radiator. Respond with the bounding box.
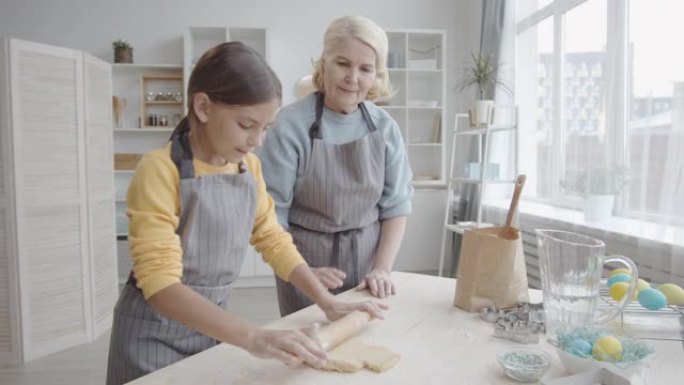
[520,228,542,289]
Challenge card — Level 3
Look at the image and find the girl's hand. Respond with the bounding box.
[310,267,346,289]
[318,296,388,321]
[244,326,327,368]
[355,268,396,298]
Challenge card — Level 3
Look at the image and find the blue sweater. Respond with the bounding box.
[257,93,414,227]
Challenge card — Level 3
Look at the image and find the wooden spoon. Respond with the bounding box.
[505,175,526,228]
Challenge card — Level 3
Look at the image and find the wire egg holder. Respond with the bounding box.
[599,288,684,341]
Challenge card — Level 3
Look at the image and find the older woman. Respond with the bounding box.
[259,15,414,316]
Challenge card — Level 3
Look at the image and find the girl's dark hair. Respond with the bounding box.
[171,41,282,137]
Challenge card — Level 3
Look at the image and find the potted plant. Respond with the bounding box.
[112,39,133,63]
[456,52,512,127]
[560,165,629,222]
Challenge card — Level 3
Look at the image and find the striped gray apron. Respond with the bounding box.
[106,132,256,385]
[276,92,385,316]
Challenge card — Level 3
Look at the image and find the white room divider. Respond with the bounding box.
[0,38,117,364]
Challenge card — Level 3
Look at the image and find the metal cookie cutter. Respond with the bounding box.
[480,302,545,323]
[494,321,541,344]
[481,303,546,344]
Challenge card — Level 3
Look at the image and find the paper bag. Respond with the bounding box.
[453,226,529,312]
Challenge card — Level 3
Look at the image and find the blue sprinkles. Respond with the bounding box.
[502,351,546,367]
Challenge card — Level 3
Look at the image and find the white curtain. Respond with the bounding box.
[482,0,684,292]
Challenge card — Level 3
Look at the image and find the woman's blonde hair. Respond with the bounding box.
[312,15,392,100]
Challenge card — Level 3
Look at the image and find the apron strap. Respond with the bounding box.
[358,101,379,133]
[171,131,248,176]
[127,131,196,290]
[308,92,378,145]
[126,271,138,286]
[330,230,360,286]
[171,131,195,179]
[237,161,247,174]
[308,92,325,144]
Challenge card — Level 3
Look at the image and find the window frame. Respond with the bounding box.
[514,0,651,220]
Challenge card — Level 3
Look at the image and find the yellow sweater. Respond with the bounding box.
[127,144,305,299]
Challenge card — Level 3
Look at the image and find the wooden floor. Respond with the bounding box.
[0,286,280,385]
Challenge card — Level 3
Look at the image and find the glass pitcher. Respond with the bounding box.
[535,230,638,335]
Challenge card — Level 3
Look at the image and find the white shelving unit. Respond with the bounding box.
[183,27,267,115]
[139,73,184,129]
[111,63,183,129]
[438,107,519,276]
[112,64,179,261]
[112,27,272,288]
[383,29,446,187]
[113,64,183,286]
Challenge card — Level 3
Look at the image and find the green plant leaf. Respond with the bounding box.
[455,52,512,100]
[112,39,132,49]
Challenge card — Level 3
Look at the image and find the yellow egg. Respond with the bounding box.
[592,336,623,362]
[609,268,632,277]
[657,283,684,305]
[609,282,629,301]
[633,279,651,299]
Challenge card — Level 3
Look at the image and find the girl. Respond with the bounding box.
[106,42,386,385]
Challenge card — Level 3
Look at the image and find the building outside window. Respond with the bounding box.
[515,0,684,225]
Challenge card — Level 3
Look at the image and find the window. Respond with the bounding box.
[515,0,684,224]
[627,0,684,222]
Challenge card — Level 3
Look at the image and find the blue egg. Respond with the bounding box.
[607,273,632,287]
[567,339,592,357]
[638,288,667,310]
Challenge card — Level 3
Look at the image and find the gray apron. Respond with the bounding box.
[106,131,257,385]
[276,92,386,316]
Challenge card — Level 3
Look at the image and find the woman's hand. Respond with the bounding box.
[318,296,388,321]
[244,326,327,368]
[355,268,396,298]
[310,267,346,289]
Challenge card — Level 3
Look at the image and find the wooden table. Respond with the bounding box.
[129,272,684,384]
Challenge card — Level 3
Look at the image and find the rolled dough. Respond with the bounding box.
[321,338,400,373]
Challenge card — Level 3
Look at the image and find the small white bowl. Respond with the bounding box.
[497,348,552,382]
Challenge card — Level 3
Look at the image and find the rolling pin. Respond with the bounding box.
[316,311,373,351]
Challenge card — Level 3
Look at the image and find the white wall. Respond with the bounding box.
[0,0,480,109]
[0,0,483,272]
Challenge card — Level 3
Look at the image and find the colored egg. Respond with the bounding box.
[607,273,632,287]
[609,282,629,301]
[636,278,651,291]
[633,279,651,299]
[592,335,623,361]
[657,283,684,305]
[637,288,667,310]
[567,339,592,357]
[609,268,632,277]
